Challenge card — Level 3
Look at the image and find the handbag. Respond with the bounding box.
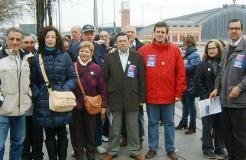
[74,62,102,115]
[39,54,76,112]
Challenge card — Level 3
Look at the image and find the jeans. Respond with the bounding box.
[181,95,197,126]
[146,104,175,152]
[0,116,26,160]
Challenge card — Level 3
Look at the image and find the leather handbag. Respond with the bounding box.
[39,54,76,112]
[74,62,102,115]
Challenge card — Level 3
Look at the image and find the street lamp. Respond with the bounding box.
[141,2,150,27]
[160,6,165,21]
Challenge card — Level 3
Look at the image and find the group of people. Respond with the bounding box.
[0,18,245,160]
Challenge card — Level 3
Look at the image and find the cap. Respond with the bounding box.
[82,24,94,32]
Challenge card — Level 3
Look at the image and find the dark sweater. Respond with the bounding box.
[74,61,107,109]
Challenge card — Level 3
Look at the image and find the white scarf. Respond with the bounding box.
[78,56,92,66]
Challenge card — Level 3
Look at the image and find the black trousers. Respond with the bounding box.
[69,108,96,160]
[222,107,246,160]
[202,113,224,151]
[22,116,44,160]
[45,125,68,160]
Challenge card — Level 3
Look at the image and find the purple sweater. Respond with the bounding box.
[74,61,107,109]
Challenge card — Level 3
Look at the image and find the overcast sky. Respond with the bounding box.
[24,0,246,31]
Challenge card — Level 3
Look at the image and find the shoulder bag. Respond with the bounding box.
[74,62,102,115]
[39,54,76,112]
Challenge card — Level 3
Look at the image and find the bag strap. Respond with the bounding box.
[74,62,86,95]
[39,54,52,94]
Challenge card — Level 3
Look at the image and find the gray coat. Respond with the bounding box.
[103,48,145,111]
[219,37,246,108]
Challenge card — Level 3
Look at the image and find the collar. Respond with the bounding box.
[78,56,92,66]
[230,36,243,47]
[118,48,129,55]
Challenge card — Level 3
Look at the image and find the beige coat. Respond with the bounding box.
[0,49,32,116]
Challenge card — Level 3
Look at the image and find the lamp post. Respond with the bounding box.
[141,2,149,27]
[113,0,116,35]
[160,6,165,21]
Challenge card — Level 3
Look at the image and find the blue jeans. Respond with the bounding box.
[0,116,26,160]
[146,104,175,152]
[181,95,196,126]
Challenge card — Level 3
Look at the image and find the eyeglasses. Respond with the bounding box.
[207,47,217,50]
[229,27,241,31]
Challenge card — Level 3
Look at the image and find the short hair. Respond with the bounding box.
[228,18,243,30]
[38,26,63,53]
[79,41,94,54]
[153,21,169,34]
[115,32,128,41]
[203,39,224,61]
[6,27,23,38]
[183,35,197,47]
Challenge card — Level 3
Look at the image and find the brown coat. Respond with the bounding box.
[103,48,145,111]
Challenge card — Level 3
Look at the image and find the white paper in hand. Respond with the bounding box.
[198,96,221,117]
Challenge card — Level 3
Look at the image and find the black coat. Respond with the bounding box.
[194,59,220,100]
[103,48,145,111]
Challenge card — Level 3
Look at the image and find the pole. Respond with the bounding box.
[113,0,116,35]
[58,0,61,31]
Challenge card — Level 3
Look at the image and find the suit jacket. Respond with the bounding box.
[103,48,145,111]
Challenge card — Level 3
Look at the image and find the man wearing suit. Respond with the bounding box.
[102,32,145,160]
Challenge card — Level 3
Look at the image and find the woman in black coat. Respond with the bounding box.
[31,26,76,160]
[194,39,227,159]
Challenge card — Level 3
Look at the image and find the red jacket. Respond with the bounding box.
[139,43,187,104]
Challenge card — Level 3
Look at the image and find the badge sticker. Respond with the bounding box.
[234,54,245,68]
[127,65,136,78]
[147,55,156,67]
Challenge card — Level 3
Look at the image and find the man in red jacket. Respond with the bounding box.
[139,22,187,160]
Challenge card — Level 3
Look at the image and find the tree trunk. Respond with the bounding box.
[36,0,45,37]
[47,0,52,26]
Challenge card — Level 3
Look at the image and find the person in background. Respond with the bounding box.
[71,41,107,160]
[63,37,69,52]
[210,18,246,160]
[67,25,82,62]
[139,22,186,160]
[195,39,227,159]
[21,34,44,160]
[176,35,201,135]
[102,32,145,160]
[30,26,76,160]
[120,25,145,149]
[0,28,32,160]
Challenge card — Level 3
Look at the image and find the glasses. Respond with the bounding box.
[229,27,241,31]
[207,47,217,50]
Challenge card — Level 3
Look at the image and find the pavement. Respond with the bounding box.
[4,101,222,160]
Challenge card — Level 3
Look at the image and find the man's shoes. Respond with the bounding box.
[184,126,196,134]
[97,146,107,154]
[130,154,145,160]
[167,150,178,160]
[175,121,187,130]
[101,153,117,160]
[145,150,157,159]
[203,150,217,159]
[120,139,127,147]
